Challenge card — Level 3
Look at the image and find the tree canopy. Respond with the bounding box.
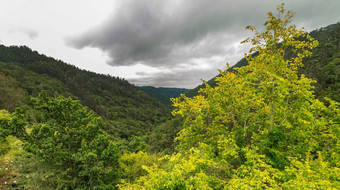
[120,4,340,189]
[2,93,121,189]
[0,3,339,190]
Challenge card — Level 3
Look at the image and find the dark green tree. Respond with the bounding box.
[6,93,121,189]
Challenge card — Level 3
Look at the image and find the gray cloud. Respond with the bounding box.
[127,54,239,88]
[129,65,220,89]
[67,0,340,87]
[67,0,270,67]
[8,28,39,40]
[25,30,38,40]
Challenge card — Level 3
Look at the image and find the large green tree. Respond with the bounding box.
[120,4,340,189]
[2,93,121,189]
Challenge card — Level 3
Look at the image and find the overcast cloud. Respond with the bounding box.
[66,0,340,88]
[68,0,267,69]
[1,0,339,88]
[9,28,39,40]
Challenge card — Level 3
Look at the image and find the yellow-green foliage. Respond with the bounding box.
[120,4,340,189]
[0,109,11,119]
[282,154,340,189]
[0,109,11,156]
[227,147,282,189]
[120,143,231,189]
[119,151,161,183]
[0,109,24,189]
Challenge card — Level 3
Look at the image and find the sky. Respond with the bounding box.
[1,0,340,88]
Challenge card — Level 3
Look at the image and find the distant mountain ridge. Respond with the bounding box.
[139,86,190,104]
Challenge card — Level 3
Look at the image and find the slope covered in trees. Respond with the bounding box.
[0,4,339,189]
[139,86,190,104]
[0,45,171,138]
[0,45,173,189]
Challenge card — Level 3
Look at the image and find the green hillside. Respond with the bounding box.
[139,86,190,104]
[0,45,171,138]
[302,23,340,102]
[0,6,339,188]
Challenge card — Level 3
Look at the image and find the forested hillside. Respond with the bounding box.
[0,45,171,138]
[139,86,190,104]
[187,22,340,102]
[0,4,339,189]
[0,45,174,189]
[303,23,340,102]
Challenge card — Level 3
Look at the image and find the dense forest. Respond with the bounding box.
[0,45,173,138]
[1,4,339,189]
[139,86,190,104]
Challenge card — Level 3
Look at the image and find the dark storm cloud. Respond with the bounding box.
[67,0,275,67]
[67,0,340,87]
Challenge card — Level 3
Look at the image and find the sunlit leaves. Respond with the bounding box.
[120,4,339,189]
